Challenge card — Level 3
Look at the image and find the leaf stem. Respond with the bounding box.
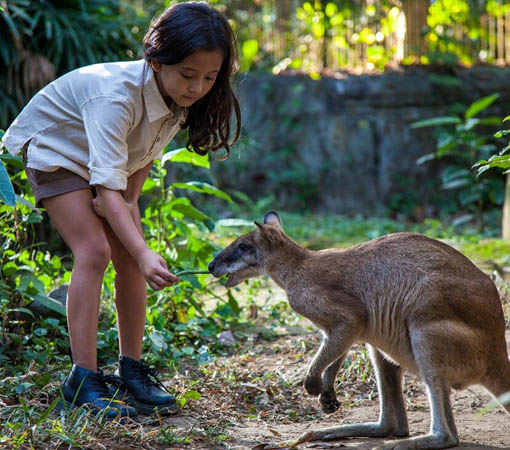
[174,270,210,277]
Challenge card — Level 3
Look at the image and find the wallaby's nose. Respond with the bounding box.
[208,260,216,273]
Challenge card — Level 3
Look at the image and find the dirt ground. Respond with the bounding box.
[152,328,510,450]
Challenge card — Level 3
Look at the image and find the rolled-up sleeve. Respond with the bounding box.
[81,96,134,190]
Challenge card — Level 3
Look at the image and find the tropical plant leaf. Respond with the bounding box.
[34,294,66,316]
[0,159,15,205]
[0,152,24,169]
[494,129,510,138]
[465,93,499,119]
[162,147,210,169]
[171,181,232,202]
[170,200,211,223]
[410,116,461,128]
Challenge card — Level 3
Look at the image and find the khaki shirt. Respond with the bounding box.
[2,60,186,190]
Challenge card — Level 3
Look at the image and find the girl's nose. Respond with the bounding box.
[189,80,202,94]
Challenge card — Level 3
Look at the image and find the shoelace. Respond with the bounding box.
[134,360,170,392]
[103,360,170,394]
[88,369,126,404]
[88,369,113,396]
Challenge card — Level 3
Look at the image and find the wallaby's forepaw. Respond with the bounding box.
[304,375,322,396]
[319,391,341,413]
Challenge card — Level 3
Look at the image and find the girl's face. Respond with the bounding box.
[152,49,223,108]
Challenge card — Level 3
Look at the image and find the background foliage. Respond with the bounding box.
[2,0,510,129]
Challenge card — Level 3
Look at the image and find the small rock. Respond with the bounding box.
[218,330,236,346]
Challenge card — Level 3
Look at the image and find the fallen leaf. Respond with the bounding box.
[267,427,281,436]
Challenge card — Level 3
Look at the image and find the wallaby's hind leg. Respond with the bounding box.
[318,354,345,413]
[374,376,458,450]
[373,331,459,450]
[305,345,409,442]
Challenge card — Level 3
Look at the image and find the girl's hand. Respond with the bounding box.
[138,248,180,290]
[92,197,105,218]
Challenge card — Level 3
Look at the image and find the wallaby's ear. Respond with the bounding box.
[254,219,281,245]
[263,211,282,230]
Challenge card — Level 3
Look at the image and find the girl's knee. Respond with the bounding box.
[73,239,112,272]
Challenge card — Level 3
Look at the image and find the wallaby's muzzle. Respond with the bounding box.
[208,256,250,287]
[208,230,265,288]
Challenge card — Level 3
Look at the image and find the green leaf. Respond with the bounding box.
[171,182,232,202]
[184,390,202,400]
[479,116,504,126]
[0,153,24,169]
[442,179,471,189]
[141,176,157,194]
[465,93,499,119]
[0,159,15,206]
[2,261,19,276]
[494,130,510,138]
[442,167,471,182]
[14,195,40,213]
[241,39,259,71]
[9,307,35,318]
[161,147,210,169]
[475,154,510,176]
[215,218,254,228]
[410,116,461,128]
[31,294,66,317]
[170,199,211,222]
[149,329,167,351]
[463,118,480,131]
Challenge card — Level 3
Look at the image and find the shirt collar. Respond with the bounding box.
[142,62,186,123]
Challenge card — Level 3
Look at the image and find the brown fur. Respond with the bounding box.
[208,211,510,450]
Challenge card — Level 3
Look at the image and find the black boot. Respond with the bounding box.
[61,364,137,420]
[106,356,178,415]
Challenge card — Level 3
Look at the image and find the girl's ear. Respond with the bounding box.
[151,60,162,72]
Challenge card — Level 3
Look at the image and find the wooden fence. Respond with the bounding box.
[228,0,510,72]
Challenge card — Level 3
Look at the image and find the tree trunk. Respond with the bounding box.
[502,173,510,239]
[275,0,294,60]
[402,0,430,58]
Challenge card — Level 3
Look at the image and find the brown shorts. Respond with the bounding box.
[25,167,93,208]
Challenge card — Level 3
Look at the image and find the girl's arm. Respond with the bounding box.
[121,161,152,235]
[93,161,152,232]
[123,161,152,215]
[95,181,179,290]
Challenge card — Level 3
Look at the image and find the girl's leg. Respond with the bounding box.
[102,222,177,415]
[103,222,146,359]
[42,189,111,372]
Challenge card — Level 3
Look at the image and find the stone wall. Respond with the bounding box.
[209,67,510,214]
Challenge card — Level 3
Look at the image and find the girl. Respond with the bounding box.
[3,1,241,418]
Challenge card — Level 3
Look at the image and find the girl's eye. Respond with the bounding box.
[180,73,193,79]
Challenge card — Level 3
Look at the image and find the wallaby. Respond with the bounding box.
[208,211,510,450]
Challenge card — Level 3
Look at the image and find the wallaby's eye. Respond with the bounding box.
[238,243,251,252]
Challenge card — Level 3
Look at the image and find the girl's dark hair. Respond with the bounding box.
[143,1,241,159]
